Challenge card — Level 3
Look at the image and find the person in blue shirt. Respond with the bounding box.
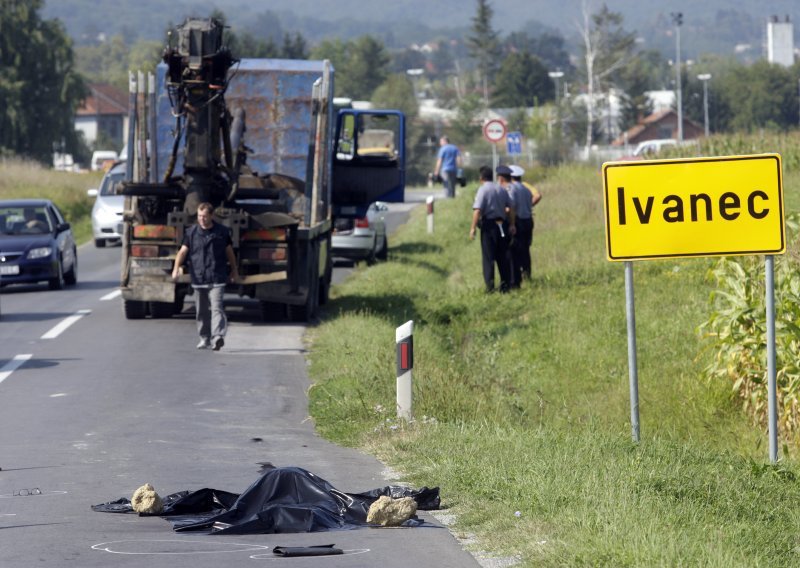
[433,136,463,198]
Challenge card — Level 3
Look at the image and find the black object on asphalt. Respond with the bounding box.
[273,544,343,557]
[92,466,440,535]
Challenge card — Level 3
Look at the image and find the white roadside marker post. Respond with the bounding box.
[426,196,434,234]
[396,320,414,420]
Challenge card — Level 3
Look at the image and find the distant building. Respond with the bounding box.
[75,83,129,149]
[766,16,794,67]
[612,109,704,147]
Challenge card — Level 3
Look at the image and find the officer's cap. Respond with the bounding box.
[509,165,525,177]
[496,165,512,176]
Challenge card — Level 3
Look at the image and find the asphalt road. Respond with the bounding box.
[0,195,480,567]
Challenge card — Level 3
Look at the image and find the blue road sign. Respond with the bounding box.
[506,131,522,155]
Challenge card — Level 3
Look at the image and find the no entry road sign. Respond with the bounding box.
[602,154,785,261]
[483,119,506,143]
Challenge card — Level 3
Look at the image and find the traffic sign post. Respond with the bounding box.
[602,154,785,459]
[483,120,507,179]
[506,131,522,156]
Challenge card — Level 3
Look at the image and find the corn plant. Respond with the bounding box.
[699,214,800,442]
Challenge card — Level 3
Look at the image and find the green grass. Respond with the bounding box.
[0,157,102,243]
[307,164,800,566]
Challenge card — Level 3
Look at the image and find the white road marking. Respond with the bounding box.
[0,354,32,385]
[41,309,91,339]
[100,289,122,301]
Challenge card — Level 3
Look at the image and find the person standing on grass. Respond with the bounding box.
[505,164,542,286]
[172,202,240,351]
[469,165,516,293]
[433,136,463,199]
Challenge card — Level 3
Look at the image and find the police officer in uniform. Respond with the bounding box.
[469,165,516,293]
[505,164,541,286]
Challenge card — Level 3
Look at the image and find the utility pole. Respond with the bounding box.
[671,12,683,142]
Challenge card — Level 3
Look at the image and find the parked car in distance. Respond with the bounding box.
[0,199,78,290]
[91,150,119,172]
[331,202,389,265]
[87,161,126,247]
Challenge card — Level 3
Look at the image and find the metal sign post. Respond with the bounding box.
[602,154,785,458]
[625,261,640,443]
[483,119,507,181]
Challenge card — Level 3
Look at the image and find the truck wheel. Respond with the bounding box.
[260,301,285,322]
[149,301,174,319]
[288,275,318,322]
[123,299,147,319]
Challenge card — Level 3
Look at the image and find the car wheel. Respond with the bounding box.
[48,258,65,290]
[376,235,388,261]
[64,250,77,285]
[95,238,107,248]
[123,299,148,319]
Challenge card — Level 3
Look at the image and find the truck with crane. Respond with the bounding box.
[119,17,405,322]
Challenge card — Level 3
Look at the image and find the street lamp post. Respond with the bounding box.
[671,12,683,142]
[697,73,711,137]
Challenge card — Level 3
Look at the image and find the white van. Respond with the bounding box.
[91,150,119,172]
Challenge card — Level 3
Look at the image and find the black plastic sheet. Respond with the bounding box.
[92,466,439,535]
[272,544,343,557]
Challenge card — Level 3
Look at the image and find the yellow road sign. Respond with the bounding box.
[602,154,785,261]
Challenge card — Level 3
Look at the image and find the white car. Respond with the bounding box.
[87,162,125,247]
[331,202,389,265]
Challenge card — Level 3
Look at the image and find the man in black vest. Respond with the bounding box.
[172,202,240,350]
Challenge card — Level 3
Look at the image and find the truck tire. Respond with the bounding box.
[288,274,318,322]
[260,301,285,322]
[123,299,147,319]
[149,301,174,319]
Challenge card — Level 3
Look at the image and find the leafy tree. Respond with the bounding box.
[718,60,799,132]
[372,74,418,121]
[281,32,308,60]
[312,36,390,100]
[0,0,87,163]
[505,30,572,75]
[466,0,501,104]
[614,50,667,132]
[449,93,484,147]
[491,51,554,108]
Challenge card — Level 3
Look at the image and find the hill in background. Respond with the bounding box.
[43,0,797,61]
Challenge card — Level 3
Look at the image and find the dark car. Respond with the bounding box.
[0,199,78,290]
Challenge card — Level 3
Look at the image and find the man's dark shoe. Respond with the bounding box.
[212,337,225,351]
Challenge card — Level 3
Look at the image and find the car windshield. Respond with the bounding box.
[0,206,52,235]
[99,170,125,196]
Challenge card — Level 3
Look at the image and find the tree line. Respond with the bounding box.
[2,0,800,168]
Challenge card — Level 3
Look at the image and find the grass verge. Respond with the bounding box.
[307,164,800,566]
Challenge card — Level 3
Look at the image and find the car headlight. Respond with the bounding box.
[28,246,53,259]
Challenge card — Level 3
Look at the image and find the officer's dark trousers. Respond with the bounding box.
[511,217,533,287]
[480,220,511,292]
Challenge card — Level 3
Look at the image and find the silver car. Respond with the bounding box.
[87,162,125,247]
[331,202,389,265]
